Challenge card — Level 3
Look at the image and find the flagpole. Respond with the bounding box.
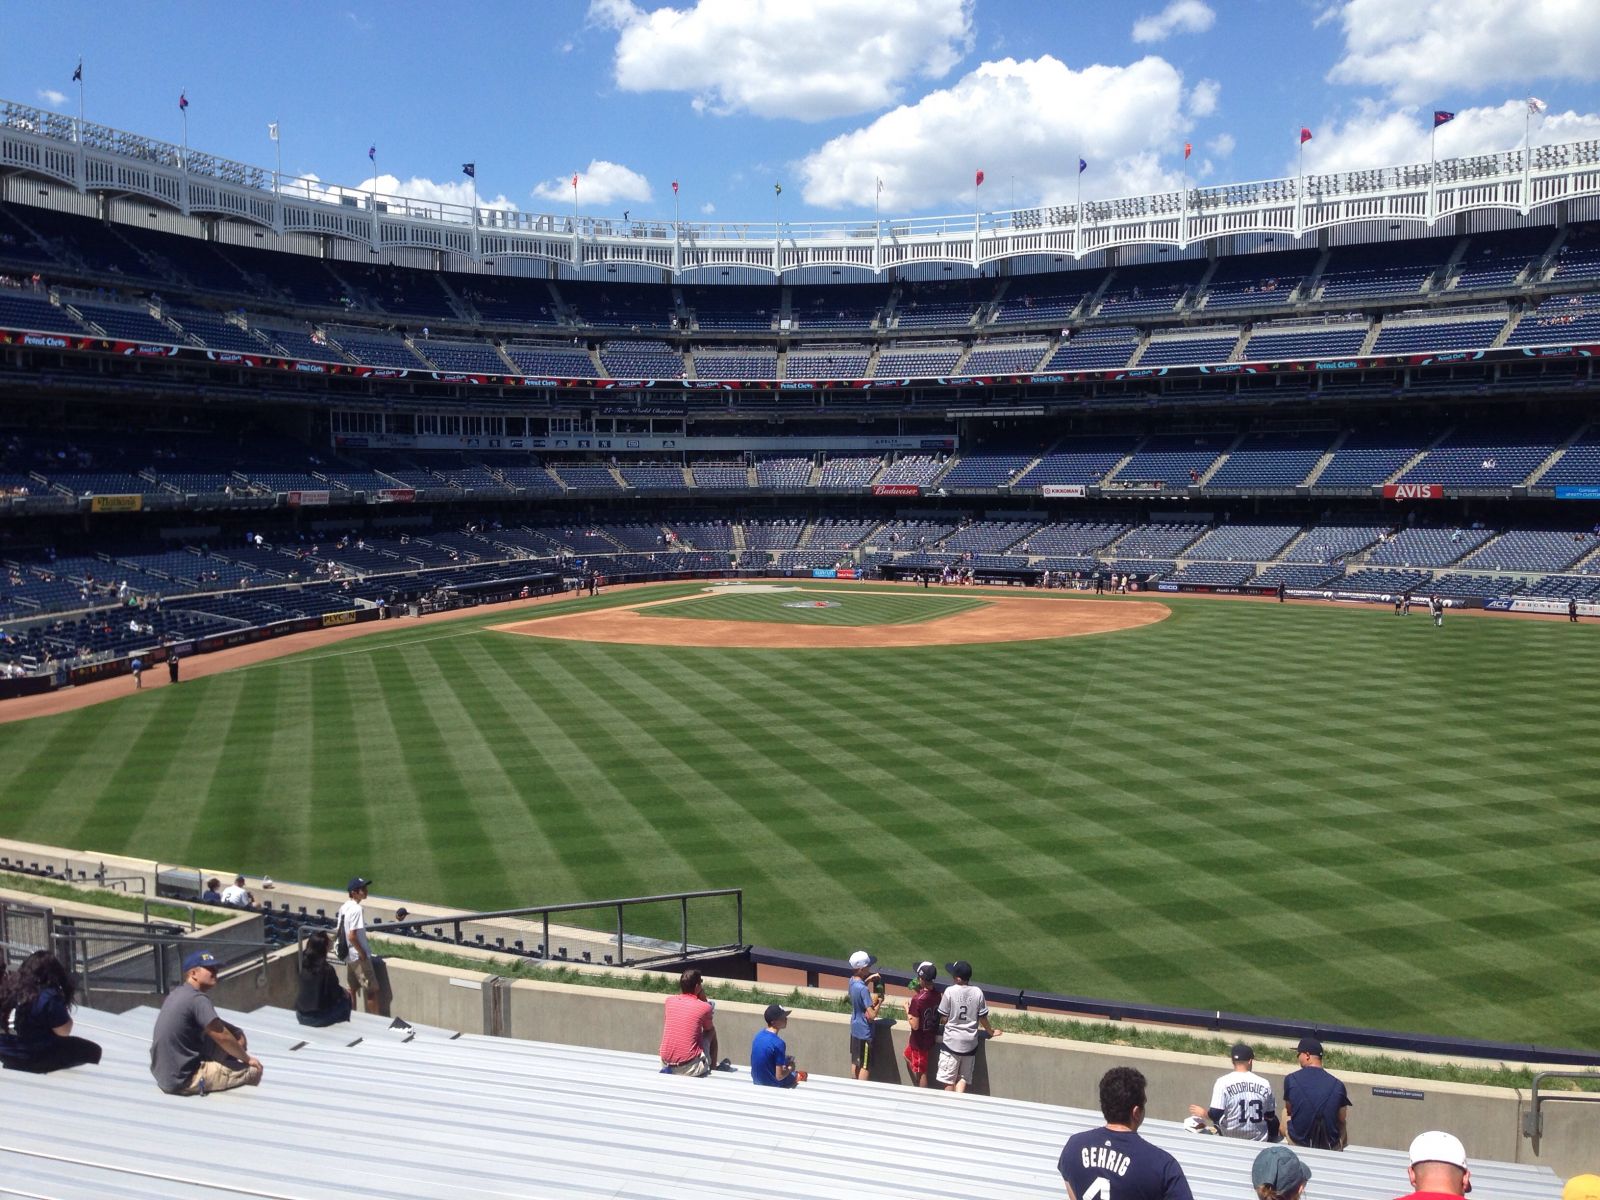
[1429,119,1437,225]
[1296,125,1305,239]
[76,59,84,141]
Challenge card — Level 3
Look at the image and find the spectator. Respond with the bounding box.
[130,656,143,689]
[1060,1066,1194,1200]
[0,950,103,1073]
[1252,1146,1311,1200]
[902,960,940,1087]
[219,875,253,908]
[936,958,1001,1093]
[337,876,381,1015]
[149,949,263,1095]
[658,969,728,1076]
[1188,1042,1280,1141]
[200,878,222,904]
[749,1003,800,1088]
[294,931,353,1028]
[847,949,883,1080]
[1282,1036,1350,1150]
[1396,1131,1470,1200]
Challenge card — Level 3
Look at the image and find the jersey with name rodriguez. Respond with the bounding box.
[1059,1128,1195,1200]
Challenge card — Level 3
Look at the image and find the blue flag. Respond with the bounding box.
[462,163,476,179]
[1433,110,1455,128]
[1078,158,1087,174]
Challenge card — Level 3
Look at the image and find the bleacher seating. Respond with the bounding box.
[1199,251,1317,311]
[1024,523,1130,555]
[1451,229,1550,291]
[1538,427,1600,487]
[1013,438,1133,488]
[991,278,1091,325]
[1110,436,1227,487]
[816,455,881,490]
[1042,328,1138,370]
[1284,525,1389,564]
[1315,427,1432,488]
[1182,525,1299,561]
[1317,236,1452,300]
[1136,334,1238,367]
[684,285,778,332]
[784,347,871,379]
[876,455,945,486]
[1364,527,1492,567]
[754,456,810,489]
[600,340,684,378]
[690,463,748,489]
[962,344,1047,375]
[1243,321,1368,361]
[72,301,175,343]
[1166,561,1256,585]
[1205,432,1332,489]
[1506,295,1600,346]
[875,345,963,377]
[1396,421,1570,488]
[1248,563,1344,589]
[417,339,508,374]
[1111,523,1206,557]
[938,454,1034,489]
[691,349,778,380]
[1456,530,1596,572]
[504,343,599,377]
[1372,315,1506,354]
[551,464,623,490]
[618,463,689,490]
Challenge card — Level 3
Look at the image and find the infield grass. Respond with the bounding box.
[637,589,989,625]
[2,582,1597,1049]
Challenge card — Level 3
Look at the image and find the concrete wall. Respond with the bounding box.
[372,957,1598,1179]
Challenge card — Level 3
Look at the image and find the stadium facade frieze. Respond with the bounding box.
[6,97,1600,276]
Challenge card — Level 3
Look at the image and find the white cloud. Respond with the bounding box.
[700,201,716,214]
[37,89,67,108]
[1208,131,1236,156]
[798,54,1194,210]
[296,172,518,213]
[532,160,653,207]
[589,0,973,120]
[1295,98,1600,176]
[1187,78,1220,117]
[1131,0,1215,43]
[1326,0,1600,104]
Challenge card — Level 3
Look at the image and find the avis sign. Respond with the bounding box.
[1383,483,1443,500]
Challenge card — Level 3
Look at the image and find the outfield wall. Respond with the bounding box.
[375,956,1596,1178]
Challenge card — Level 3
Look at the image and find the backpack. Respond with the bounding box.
[334,913,348,962]
[1302,1111,1341,1151]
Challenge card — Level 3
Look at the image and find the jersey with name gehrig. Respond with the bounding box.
[1059,1128,1194,1200]
[1209,1070,1277,1140]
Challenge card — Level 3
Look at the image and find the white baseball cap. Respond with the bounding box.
[848,950,876,969]
[1409,1131,1467,1169]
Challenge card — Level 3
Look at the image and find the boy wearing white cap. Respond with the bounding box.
[1397,1131,1471,1200]
[847,949,882,1080]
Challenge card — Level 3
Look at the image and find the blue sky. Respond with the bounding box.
[6,0,1599,222]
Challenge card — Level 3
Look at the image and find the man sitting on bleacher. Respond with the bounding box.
[658,970,728,1077]
[1395,1131,1470,1200]
[1060,1066,1194,1200]
[148,950,263,1095]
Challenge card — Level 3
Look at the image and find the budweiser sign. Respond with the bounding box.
[872,484,921,497]
[1383,483,1443,500]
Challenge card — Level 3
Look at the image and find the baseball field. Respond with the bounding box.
[1,581,1596,1048]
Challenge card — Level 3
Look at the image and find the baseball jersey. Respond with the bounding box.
[1059,1128,1194,1200]
[937,983,987,1054]
[907,986,940,1053]
[1208,1070,1277,1140]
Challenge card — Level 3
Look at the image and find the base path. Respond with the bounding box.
[493,590,1170,649]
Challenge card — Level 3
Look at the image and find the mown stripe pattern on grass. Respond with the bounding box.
[1,585,1597,1048]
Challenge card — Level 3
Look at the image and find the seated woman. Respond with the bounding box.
[295,931,352,1027]
[0,950,103,1073]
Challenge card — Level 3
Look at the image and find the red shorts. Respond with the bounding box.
[904,1045,930,1077]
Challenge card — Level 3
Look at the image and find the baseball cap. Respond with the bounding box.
[346,876,372,893]
[763,1003,791,1024]
[1253,1146,1311,1194]
[848,950,876,969]
[915,961,937,982]
[1563,1175,1600,1200]
[945,959,973,980]
[1231,1041,1255,1061]
[1409,1131,1468,1170]
[182,949,219,974]
[1296,1035,1324,1056]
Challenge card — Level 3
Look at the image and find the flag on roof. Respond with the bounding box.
[876,177,883,195]
[1183,141,1192,160]
[178,92,188,111]
[1433,110,1455,127]
[1078,158,1087,174]
[461,163,475,178]
[72,58,82,84]
[975,169,984,188]
[268,122,279,142]
[671,180,678,195]
[572,172,579,189]
[1528,96,1548,115]
[774,182,782,195]
[1299,126,1313,144]
[368,144,375,161]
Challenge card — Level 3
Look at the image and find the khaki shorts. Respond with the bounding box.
[180,1057,261,1095]
[662,1051,710,1077]
[936,1048,976,1086]
[347,955,376,996]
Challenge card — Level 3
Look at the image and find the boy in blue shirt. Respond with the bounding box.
[750,1004,801,1088]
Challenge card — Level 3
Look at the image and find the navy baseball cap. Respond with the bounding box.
[763,1003,791,1024]
[182,949,219,974]
[1296,1035,1324,1056]
[346,876,372,893]
[1231,1041,1255,1061]
[945,959,973,980]
[915,961,938,982]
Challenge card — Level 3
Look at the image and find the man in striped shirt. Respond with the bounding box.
[659,970,728,1076]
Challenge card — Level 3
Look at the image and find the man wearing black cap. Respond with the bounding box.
[903,960,941,1087]
[750,1003,801,1088]
[149,950,263,1095]
[1282,1036,1350,1150]
[1189,1042,1280,1141]
[935,959,1001,1093]
[337,877,381,1015]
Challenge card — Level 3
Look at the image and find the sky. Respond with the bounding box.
[5,0,1600,225]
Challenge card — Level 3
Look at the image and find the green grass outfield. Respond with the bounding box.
[638,588,989,625]
[2,582,1597,1048]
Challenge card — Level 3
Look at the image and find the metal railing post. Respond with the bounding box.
[542,912,550,961]
[736,892,743,946]
[616,904,624,967]
[681,896,689,959]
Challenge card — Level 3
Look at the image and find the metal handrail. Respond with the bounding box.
[364,887,744,968]
[2,929,271,1005]
[1522,1070,1600,1151]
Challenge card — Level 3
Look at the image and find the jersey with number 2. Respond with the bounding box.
[1059,1128,1194,1200]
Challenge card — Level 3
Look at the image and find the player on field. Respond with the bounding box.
[1430,594,1444,628]
[1188,1042,1279,1141]
[1060,1066,1195,1200]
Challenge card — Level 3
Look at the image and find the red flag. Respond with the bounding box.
[1183,141,1192,160]
[1299,127,1313,144]
[1433,110,1455,128]
[178,91,188,112]
[975,169,985,188]
[571,172,578,190]
[671,180,679,195]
